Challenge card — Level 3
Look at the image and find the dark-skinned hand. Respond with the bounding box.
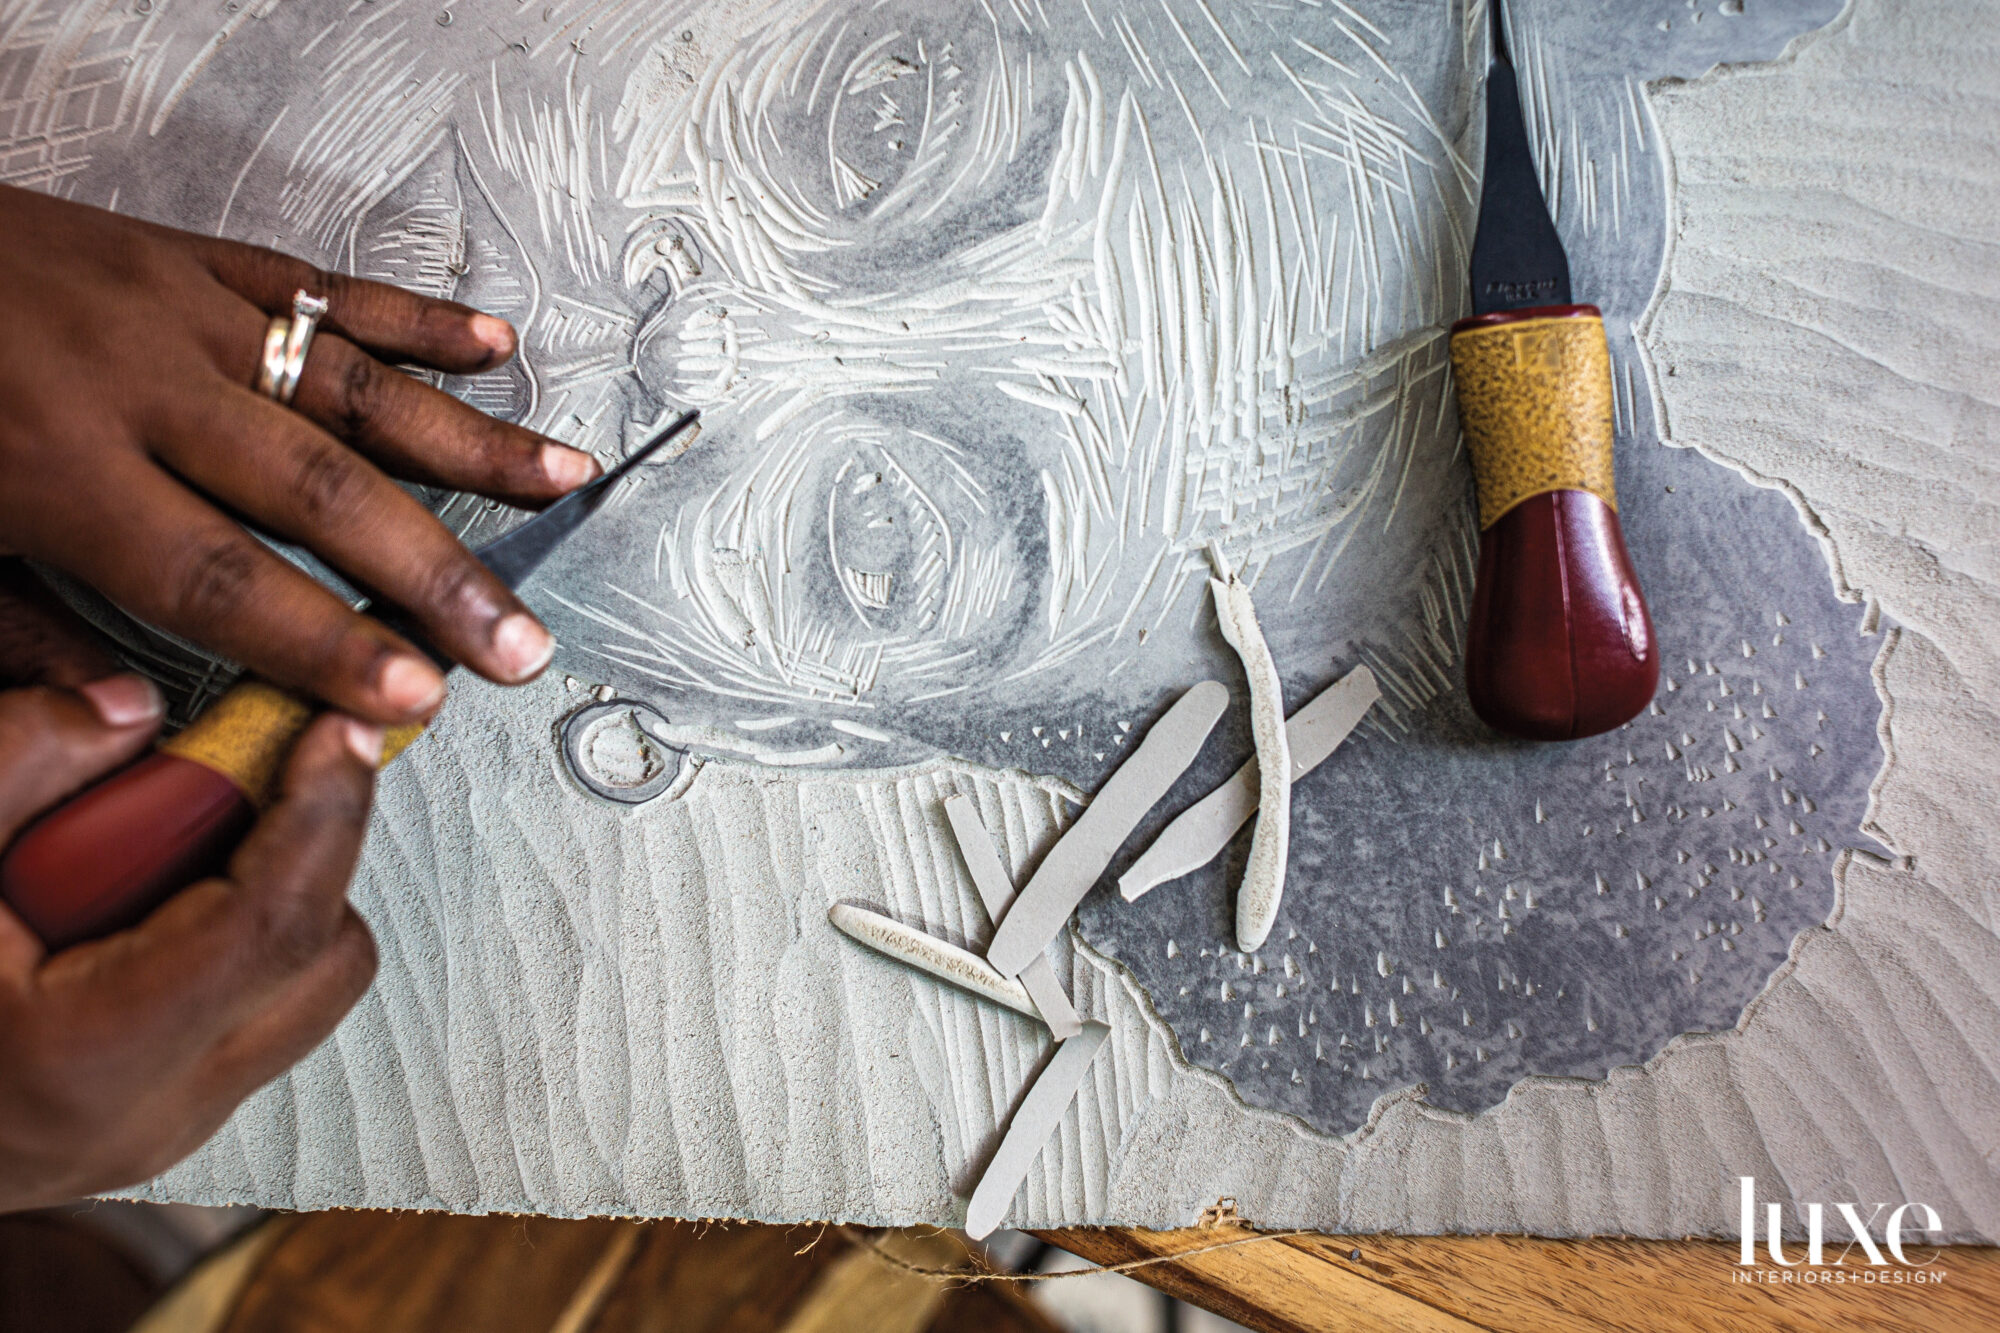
[0,182,599,724]
[0,181,592,1207]
[0,568,383,1211]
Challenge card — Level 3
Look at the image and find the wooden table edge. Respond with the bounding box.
[1034,1224,1999,1333]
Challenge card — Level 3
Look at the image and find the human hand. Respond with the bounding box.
[0,183,601,726]
[0,567,382,1210]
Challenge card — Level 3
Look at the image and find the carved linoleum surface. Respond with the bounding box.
[5,0,1925,1215]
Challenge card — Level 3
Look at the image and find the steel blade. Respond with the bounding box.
[1468,0,1572,315]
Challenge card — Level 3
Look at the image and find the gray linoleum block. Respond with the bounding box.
[45,0,2000,1240]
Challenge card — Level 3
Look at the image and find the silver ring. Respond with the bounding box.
[255,289,327,405]
[275,289,328,406]
[255,314,291,401]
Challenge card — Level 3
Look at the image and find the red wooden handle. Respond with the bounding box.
[0,753,253,950]
[1464,488,1658,740]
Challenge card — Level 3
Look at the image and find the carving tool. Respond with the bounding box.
[1120,665,1379,902]
[964,1020,1111,1240]
[0,411,700,949]
[984,680,1227,979]
[942,795,1083,1039]
[827,901,1044,1023]
[1454,0,1658,739]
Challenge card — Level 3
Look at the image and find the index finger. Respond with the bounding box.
[35,453,447,725]
[160,382,557,688]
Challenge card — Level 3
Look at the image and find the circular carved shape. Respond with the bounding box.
[560,700,690,806]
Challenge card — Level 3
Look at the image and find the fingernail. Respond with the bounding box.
[377,654,446,716]
[491,612,554,682]
[542,443,601,491]
[343,718,385,767]
[470,314,515,356]
[77,674,163,728]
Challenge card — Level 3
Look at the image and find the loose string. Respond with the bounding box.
[844,1225,1316,1286]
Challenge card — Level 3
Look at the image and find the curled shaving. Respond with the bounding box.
[1208,557,1291,953]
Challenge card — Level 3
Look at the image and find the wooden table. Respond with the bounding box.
[134,1213,1057,1333]
[126,1210,1999,1333]
[1043,1226,2000,1333]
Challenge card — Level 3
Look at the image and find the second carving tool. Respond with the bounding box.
[1453,0,1659,740]
[0,411,700,950]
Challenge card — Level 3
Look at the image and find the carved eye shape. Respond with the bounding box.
[822,50,923,210]
[825,446,954,636]
[727,14,1007,244]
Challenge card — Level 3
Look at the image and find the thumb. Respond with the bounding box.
[0,676,164,845]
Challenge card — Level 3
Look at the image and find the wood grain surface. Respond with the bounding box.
[1039,1226,2000,1333]
[135,1210,1997,1333]
[152,1213,1057,1333]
